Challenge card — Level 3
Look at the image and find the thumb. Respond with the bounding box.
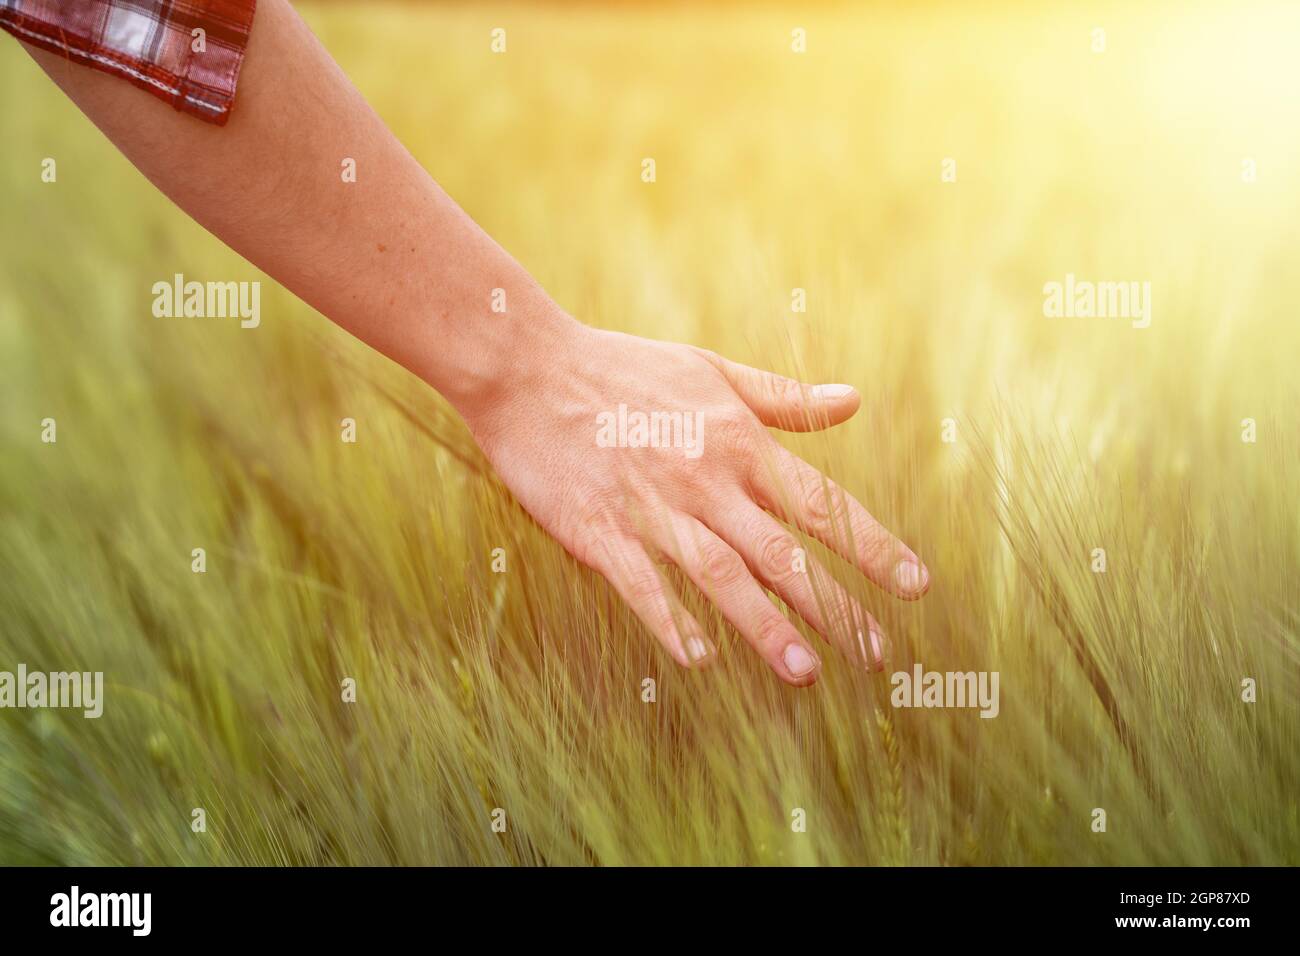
[705,352,861,432]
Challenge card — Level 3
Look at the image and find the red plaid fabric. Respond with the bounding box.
[0,0,257,125]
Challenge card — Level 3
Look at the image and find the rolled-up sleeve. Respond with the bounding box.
[0,0,257,125]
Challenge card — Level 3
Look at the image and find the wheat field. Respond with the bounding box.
[1,0,1298,865]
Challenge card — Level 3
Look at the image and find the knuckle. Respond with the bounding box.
[698,542,746,589]
[570,517,619,571]
[570,527,602,570]
[624,567,665,606]
[757,530,797,580]
[755,613,793,648]
[565,493,622,566]
[768,374,801,406]
[802,480,838,525]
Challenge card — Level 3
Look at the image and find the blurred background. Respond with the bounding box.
[1,1,1297,865]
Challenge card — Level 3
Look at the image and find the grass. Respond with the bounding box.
[1,0,1298,865]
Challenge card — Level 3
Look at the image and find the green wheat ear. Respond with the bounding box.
[874,711,909,864]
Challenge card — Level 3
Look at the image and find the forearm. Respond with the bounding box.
[20,0,572,418]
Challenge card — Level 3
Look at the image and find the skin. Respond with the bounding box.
[17,0,929,686]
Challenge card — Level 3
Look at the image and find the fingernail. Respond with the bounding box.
[869,627,885,668]
[811,384,855,401]
[894,559,928,594]
[783,643,818,677]
[686,637,710,663]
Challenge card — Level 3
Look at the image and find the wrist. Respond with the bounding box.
[427,289,587,431]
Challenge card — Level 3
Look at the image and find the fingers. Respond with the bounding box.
[750,445,930,601]
[701,351,860,433]
[657,515,823,686]
[589,536,715,668]
[706,504,886,671]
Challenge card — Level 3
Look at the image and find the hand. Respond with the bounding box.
[16,0,932,688]
[461,314,931,686]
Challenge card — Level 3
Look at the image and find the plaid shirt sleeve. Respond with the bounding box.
[0,0,257,125]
